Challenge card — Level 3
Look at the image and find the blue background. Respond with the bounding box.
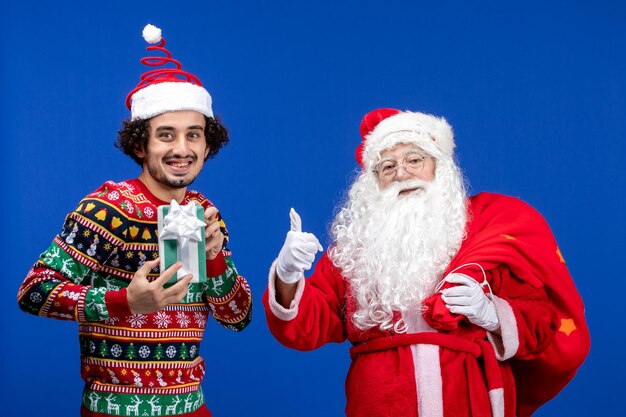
[2,1,624,416]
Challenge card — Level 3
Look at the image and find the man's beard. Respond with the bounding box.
[329,158,467,333]
[145,151,200,189]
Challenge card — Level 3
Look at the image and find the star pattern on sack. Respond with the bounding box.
[559,317,577,336]
[556,247,565,263]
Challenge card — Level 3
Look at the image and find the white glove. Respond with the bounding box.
[276,208,323,284]
[441,273,500,332]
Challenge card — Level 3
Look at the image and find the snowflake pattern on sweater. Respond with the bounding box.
[18,179,252,416]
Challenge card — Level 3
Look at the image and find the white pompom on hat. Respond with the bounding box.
[126,24,213,120]
[356,108,455,170]
[142,24,162,44]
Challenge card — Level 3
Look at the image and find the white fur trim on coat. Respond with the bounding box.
[487,296,519,361]
[488,388,505,417]
[404,309,444,417]
[266,259,306,321]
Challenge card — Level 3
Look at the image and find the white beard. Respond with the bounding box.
[329,157,467,333]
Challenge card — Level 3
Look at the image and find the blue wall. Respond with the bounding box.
[2,1,624,415]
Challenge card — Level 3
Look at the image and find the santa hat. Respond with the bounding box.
[126,24,213,120]
[356,108,455,169]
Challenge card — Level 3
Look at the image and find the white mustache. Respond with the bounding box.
[380,179,431,198]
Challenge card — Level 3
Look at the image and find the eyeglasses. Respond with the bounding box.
[374,151,431,180]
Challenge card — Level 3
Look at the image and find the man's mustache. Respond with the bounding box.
[163,153,198,162]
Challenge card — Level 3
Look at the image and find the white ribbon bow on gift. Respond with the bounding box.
[159,200,205,277]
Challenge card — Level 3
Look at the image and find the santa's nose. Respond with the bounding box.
[394,166,412,181]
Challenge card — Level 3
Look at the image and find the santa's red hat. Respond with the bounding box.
[126,24,213,120]
[356,108,455,168]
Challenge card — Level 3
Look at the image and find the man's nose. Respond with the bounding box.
[172,136,190,155]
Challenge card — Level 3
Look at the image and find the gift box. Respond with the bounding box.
[157,200,207,285]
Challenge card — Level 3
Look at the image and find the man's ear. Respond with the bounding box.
[134,145,146,160]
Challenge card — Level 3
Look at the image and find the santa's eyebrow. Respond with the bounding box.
[404,150,428,157]
[380,150,427,162]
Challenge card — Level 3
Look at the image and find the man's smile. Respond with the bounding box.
[164,156,197,174]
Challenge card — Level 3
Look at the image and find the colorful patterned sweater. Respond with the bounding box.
[18,178,252,416]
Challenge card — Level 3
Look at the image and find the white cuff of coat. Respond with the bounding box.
[267,259,305,321]
[487,296,519,361]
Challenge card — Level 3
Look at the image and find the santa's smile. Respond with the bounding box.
[398,186,425,197]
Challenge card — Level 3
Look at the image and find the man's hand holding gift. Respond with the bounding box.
[127,258,192,314]
[204,205,224,261]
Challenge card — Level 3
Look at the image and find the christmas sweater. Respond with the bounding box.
[18,179,252,416]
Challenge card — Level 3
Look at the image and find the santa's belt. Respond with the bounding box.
[350,332,483,359]
[349,332,504,395]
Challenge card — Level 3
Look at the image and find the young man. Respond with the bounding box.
[264,108,589,417]
[18,24,252,417]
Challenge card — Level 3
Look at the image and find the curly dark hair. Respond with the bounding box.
[115,115,229,165]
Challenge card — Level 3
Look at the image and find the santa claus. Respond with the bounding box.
[263,108,589,417]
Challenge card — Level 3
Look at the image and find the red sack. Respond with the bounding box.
[423,193,590,416]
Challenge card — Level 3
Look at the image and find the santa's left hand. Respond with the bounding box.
[204,206,224,260]
[441,273,500,332]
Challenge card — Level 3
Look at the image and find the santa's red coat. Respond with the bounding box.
[263,193,589,417]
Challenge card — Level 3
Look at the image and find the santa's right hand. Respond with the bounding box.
[276,208,323,284]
